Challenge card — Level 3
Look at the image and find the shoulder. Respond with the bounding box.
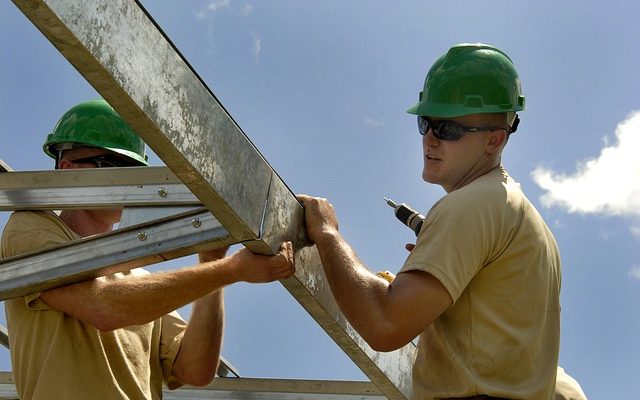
[2,211,75,258]
[433,167,525,219]
[6,210,68,230]
[5,210,74,239]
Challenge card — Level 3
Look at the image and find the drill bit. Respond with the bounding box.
[384,197,425,236]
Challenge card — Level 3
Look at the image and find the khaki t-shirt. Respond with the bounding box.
[555,367,587,400]
[2,211,187,400]
[400,167,561,400]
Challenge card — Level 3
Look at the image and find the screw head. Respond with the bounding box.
[137,232,147,241]
[157,187,168,197]
[191,218,202,228]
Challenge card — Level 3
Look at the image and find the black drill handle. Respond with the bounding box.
[394,204,425,236]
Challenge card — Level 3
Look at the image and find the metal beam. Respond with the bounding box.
[168,377,386,400]
[0,208,233,300]
[0,160,11,173]
[10,1,415,397]
[0,167,200,210]
[13,0,274,251]
[0,326,8,350]
[0,166,183,188]
[0,373,385,400]
[216,356,240,378]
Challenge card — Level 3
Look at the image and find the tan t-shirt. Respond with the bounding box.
[400,166,561,400]
[555,367,587,400]
[2,211,187,400]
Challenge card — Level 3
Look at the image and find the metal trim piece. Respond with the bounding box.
[0,373,386,400]
[0,209,233,300]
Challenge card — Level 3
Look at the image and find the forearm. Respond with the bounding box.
[41,242,294,331]
[314,231,392,342]
[171,290,224,386]
[298,194,451,351]
[42,259,237,331]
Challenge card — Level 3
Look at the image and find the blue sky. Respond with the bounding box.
[2,1,640,398]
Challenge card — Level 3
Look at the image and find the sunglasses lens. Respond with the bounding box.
[72,155,136,168]
[435,121,462,141]
[417,116,428,135]
[95,157,123,168]
[417,117,467,141]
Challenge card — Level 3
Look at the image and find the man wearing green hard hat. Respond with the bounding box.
[2,99,296,399]
[43,98,150,167]
[299,44,564,399]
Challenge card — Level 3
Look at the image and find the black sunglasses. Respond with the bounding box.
[69,154,139,168]
[417,116,506,141]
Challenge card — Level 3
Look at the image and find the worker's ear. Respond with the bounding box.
[485,129,507,154]
[57,158,74,170]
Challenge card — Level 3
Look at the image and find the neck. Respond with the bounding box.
[446,156,501,193]
[59,209,114,237]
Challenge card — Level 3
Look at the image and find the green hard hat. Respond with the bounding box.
[407,43,525,118]
[43,99,148,165]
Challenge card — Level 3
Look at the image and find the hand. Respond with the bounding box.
[229,241,295,283]
[297,194,339,243]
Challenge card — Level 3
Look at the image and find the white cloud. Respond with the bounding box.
[531,111,640,217]
[196,0,231,19]
[628,265,640,281]
[241,3,254,15]
[363,115,384,127]
[251,33,262,61]
[631,225,640,239]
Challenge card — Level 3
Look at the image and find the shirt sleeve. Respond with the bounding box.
[399,193,496,303]
[1,211,76,310]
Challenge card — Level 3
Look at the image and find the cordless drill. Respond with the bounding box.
[377,197,426,283]
[383,197,425,236]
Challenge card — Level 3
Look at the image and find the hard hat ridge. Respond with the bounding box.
[407,43,525,119]
[43,99,149,166]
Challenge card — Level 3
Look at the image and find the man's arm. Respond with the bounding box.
[298,195,452,352]
[40,242,295,332]
[169,248,226,386]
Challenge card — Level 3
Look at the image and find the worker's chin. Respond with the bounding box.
[422,170,437,184]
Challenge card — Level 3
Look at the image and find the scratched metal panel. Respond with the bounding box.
[12,0,271,243]
[259,171,308,253]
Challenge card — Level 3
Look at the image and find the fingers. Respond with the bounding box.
[297,194,311,204]
[275,241,295,279]
[229,241,296,283]
[257,241,296,281]
[297,194,333,211]
[296,194,339,243]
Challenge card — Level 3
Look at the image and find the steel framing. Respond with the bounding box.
[5,1,416,398]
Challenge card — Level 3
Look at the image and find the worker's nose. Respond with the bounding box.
[423,129,439,146]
